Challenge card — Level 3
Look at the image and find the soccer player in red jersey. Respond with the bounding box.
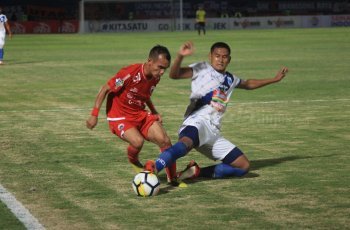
[86,45,181,186]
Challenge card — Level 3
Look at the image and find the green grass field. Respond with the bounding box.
[0,28,349,229]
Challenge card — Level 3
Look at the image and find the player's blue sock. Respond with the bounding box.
[200,163,248,178]
[0,49,3,60]
[155,142,187,172]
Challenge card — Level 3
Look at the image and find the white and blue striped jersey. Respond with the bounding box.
[184,61,241,129]
[0,14,8,33]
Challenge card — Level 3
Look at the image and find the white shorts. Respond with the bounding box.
[179,114,236,161]
[0,31,5,48]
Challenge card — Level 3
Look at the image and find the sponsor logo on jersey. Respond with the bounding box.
[218,73,234,92]
[130,87,138,93]
[0,15,6,23]
[209,73,234,112]
[133,73,141,83]
[210,101,226,112]
[127,92,133,99]
[226,74,233,86]
[128,99,142,107]
[115,78,124,87]
[118,123,125,130]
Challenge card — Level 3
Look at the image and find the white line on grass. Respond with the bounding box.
[0,184,45,230]
[0,98,349,113]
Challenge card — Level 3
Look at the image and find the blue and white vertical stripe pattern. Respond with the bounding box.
[186,62,241,128]
[0,14,7,32]
[189,62,241,107]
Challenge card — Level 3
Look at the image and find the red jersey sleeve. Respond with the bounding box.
[107,68,132,93]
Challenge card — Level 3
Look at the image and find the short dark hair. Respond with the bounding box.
[149,45,171,62]
[210,42,231,55]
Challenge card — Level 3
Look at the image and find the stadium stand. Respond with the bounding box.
[2,0,349,33]
[2,0,349,21]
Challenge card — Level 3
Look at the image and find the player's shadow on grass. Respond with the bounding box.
[250,155,313,171]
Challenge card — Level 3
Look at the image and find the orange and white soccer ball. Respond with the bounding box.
[132,171,160,197]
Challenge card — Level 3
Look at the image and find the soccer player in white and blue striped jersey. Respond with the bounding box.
[145,41,288,180]
[0,6,12,65]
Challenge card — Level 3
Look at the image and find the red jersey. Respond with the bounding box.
[106,63,160,120]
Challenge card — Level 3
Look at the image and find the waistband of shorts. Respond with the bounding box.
[107,117,125,121]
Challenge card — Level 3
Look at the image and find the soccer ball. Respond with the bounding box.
[132,171,160,197]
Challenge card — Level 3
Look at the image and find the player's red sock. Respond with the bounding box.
[127,145,142,167]
[165,163,177,182]
[161,146,177,182]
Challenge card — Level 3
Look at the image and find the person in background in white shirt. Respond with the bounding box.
[0,6,12,65]
[145,41,288,181]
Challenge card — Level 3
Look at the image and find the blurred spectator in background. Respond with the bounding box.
[234,10,242,18]
[195,5,206,35]
[11,12,17,21]
[221,10,229,18]
[129,11,134,20]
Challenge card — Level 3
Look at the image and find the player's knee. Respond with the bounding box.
[233,156,250,173]
[240,160,250,172]
[178,126,199,150]
[157,135,171,149]
[130,137,144,150]
[223,147,250,171]
[178,137,194,151]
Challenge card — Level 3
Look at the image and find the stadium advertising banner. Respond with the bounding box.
[331,15,350,26]
[10,20,79,34]
[84,15,350,33]
[8,15,349,34]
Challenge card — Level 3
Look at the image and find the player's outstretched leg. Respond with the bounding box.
[144,161,188,188]
[144,160,156,173]
[177,160,247,180]
[127,145,143,173]
[199,163,248,178]
[144,142,188,173]
[160,145,178,184]
[165,162,186,187]
[199,147,249,178]
[0,48,4,65]
[177,160,201,181]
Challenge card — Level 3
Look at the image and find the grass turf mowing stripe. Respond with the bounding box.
[0,98,349,113]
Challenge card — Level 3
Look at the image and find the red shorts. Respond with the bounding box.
[108,111,159,139]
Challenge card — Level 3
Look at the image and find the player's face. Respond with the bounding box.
[147,54,170,79]
[209,47,231,73]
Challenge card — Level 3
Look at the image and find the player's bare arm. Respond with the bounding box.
[86,84,111,130]
[169,41,194,79]
[146,99,163,123]
[237,67,289,90]
[146,98,157,114]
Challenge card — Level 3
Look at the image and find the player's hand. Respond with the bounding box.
[86,116,98,130]
[178,41,194,57]
[155,114,163,124]
[274,67,288,82]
